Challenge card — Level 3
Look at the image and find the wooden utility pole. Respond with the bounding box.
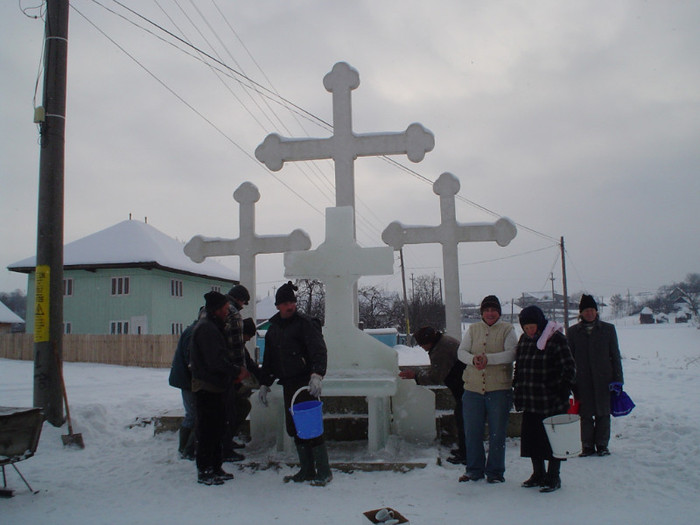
[34,0,69,426]
[561,236,570,330]
[399,249,411,337]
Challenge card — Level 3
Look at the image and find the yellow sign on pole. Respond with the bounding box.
[34,265,50,343]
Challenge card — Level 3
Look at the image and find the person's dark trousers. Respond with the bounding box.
[195,390,225,472]
[451,386,466,457]
[581,414,611,451]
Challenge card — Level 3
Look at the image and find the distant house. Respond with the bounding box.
[639,307,655,325]
[7,219,237,335]
[0,301,24,334]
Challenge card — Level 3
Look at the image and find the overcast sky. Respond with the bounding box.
[1,0,698,306]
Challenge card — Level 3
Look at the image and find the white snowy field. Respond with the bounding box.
[1,320,699,525]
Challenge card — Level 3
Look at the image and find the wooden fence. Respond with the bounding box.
[0,333,178,368]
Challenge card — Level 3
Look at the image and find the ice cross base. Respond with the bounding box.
[250,376,435,454]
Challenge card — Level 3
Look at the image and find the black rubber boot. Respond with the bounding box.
[540,459,561,493]
[310,442,333,486]
[522,458,546,488]
[284,439,316,483]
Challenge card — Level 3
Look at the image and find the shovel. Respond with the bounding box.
[54,344,85,448]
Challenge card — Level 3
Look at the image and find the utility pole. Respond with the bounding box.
[34,0,69,426]
[399,249,411,337]
[560,236,570,330]
[549,273,556,321]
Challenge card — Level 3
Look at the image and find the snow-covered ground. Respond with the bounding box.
[1,320,699,524]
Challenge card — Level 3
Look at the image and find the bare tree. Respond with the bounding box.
[294,279,325,324]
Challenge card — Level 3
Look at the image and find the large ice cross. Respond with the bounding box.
[382,172,517,340]
[285,206,397,370]
[184,181,311,331]
[255,61,435,219]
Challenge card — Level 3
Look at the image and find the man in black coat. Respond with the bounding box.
[258,281,331,486]
[190,291,240,485]
[567,294,624,457]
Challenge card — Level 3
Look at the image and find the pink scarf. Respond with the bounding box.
[537,321,564,350]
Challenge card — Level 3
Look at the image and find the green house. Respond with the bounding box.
[8,219,237,335]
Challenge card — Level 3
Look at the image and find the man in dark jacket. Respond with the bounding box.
[258,281,331,486]
[190,291,240,485]
[168,308,204,460]
[567,294,624,457]
[400,326,466,465]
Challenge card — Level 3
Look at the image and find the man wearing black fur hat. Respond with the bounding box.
[567,294,624,457]
[258,281,331,486]
[190,291,239,485]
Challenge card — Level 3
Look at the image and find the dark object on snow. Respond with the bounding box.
[0,406,43,497]
[610,383,635,417]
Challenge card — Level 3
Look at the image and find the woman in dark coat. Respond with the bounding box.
[567,294,624,456]
[513,305,576,493]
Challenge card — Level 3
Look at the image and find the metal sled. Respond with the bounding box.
[0,407,43,497]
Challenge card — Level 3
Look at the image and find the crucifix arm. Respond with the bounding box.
[184,236,241,263]
[382,221,438,250]
[255,134,334,171]
[354,123,435,162]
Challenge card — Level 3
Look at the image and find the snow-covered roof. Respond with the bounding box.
[7,219,237,282]
[0,301,24,324]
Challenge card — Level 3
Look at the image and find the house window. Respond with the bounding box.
[63,322,72,334]
[111,277,130,296]
[171,322,184,335]
[211,286,221,293]
[63,278,74,296]
[110,321,129,334]
[170,279,183,297]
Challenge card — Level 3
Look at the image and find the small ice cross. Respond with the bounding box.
[184,181,311,330]
[285,206,395,369]
[382,172,517,339]
[255,62,435,218]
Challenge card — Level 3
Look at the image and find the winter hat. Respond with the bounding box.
[519,305,547,333]
[413,326,440,346]
[226,284,250,305]
[204,291,228,312]
[480,295,502,315]
[579,294,598,312]
[275,281,298,305]
[242,317,256,337]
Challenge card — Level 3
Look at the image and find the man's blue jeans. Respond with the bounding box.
[462,389,513,479]
[181,389,196,429]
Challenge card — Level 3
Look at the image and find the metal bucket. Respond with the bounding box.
[543,413,581,459]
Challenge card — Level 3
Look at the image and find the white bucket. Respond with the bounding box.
[543,413,581,459]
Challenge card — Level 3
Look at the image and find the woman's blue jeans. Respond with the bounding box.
[462,389,513,479]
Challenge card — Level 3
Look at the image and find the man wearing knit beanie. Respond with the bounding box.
[457,294,517,483]
[258,281,332,486]
[189,291,238,485]
[567,294,624,457]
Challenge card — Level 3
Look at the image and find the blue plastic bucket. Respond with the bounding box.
[290,387,324,439]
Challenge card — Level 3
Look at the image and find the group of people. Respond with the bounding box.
[168,285,261,484]
[170,281,622,492]
[169,281,332,487]
[406,293,623,493]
